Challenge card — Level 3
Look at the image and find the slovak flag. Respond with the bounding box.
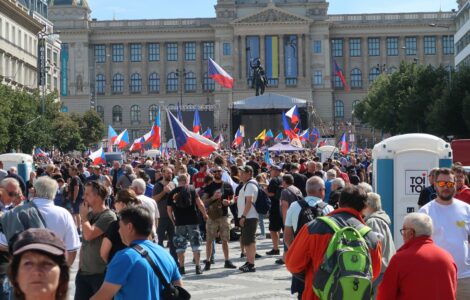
[167,111,218,157]
[339,133,349,154]
[34,148,48,157]
[202,127,213,140]
[114,129,129,150]
[108,125,118,146]
[285,105,300,125]
[129,137,145,152]
[89,147,106,165]
[208,57,234,89]
[274,132,284,142]
[232,128,243,148]
[193,108,201,134]
[282,111,298,140]
[151,107,161,149]
[333,59,350,92]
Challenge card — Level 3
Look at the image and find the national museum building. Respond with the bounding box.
[49,0,456,144]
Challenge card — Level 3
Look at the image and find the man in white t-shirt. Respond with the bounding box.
[131,178,160,237]
[237,165,259,273]
[419,167,470,299]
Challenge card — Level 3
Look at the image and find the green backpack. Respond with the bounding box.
[313,216,373,300]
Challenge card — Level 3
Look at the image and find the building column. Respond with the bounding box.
[142,43,148,94]
[106,44,112,95]
[123,43,129,95]
[305,33,312,86]
[235,35,241,80]
[240,35,247,87]
[437,35,443,65]
[279,34,285,88]
[297,34,304,85]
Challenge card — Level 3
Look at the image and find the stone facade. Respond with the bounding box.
[49,0,456,143]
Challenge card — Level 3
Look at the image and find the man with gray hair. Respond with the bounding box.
[363,192,395,299]
[328,177,345,208]
[0,176,81,266]
[378,212,457,300]
[131,178,159,235]
[0,177,23,209]
[116,164,136,191]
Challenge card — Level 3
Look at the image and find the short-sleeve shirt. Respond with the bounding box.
[69,176,83,202]
[203,181,234,217]
[237,180,259,219]
[285,196,334,232]
[104,220,126,263]
[280,185,303,207]
[105,240,181,300]
[267,176,282,211]
[152,181,174,219]
[80,209,117,274]
[167,187,199,226]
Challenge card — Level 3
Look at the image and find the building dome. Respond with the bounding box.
[49,0,89,8]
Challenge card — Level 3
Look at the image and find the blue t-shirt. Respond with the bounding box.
[105,240,181,300]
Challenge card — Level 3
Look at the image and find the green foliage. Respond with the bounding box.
[0,84,105,153]
[356,63,470,138]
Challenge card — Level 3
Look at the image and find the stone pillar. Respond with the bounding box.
[142,43,148,94]
[305,33,312,86]
[106,44,112,95]
[123,43,129,95]
[279,34,285,88]
[297,34,303,85]
[240,36,247,87]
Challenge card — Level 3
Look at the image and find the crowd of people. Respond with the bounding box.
[0,148,468,300]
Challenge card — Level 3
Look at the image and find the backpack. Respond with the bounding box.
[313,216,373,300]
[243,181,271,215]
[295,200,328,236]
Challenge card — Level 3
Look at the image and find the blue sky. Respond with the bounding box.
[87,0,457,21]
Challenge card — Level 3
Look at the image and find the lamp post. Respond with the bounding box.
[175,68,186,108]
[37,29,60,115]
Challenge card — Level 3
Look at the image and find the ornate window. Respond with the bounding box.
[130,43,142,62]
[149,73,160,93]
[96,74,105,95]
[112,105,122,123]
[368,38,380,56]
[130,105,141,123]
[112,44,124,62]
[185,71,196,92]
[349,38,361,57]
[203,72,215,92]
[148,43,160,61]
[184,42,196,61]
[149,104,159,123]
[166,72,178,92]
[335,100,344,119]
[369,68,381,83]
[350,68,362,88]
[112,73,124,94]
[167,43,178,61]
[130,73,142,93]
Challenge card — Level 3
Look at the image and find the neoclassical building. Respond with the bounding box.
[49,0,456,145]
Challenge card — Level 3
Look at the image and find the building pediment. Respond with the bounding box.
[232,7,310,25]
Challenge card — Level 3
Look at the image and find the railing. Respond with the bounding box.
[91,18,217,29]
[328,12,455,23]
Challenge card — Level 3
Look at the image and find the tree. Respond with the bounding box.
[52,113,84,152]
[79,110,105,147]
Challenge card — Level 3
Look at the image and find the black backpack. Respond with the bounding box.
[295,200,328,236]
[243,181,271,215]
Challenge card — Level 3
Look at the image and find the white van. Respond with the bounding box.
[0,153,34,181]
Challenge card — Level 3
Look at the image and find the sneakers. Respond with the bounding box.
[203,261,211,271]
[224,260,237,269]
[203,258,215,265]
[195,265,203,275]
[275,258,285,265]
[179,266,186,275]
[240,253,246,258]
[266,249,280,255]
[239,263,256,273]
[256,235,265,240]
[255,253,262,259]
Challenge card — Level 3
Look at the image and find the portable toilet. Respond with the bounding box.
[317,145,339,163]
[372,133,452,247]
[0,153,34,182]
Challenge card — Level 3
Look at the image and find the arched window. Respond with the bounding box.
[130,105,141,123]
[369,67,380,83]
[149,73,160,93]
[149,104,159,123]
[112,73,124,93]
[96,105,104,119]
[185,71,196,92]
[203,72,215,92]
[334,76,343,89]
[96,74,105,94]
[166,72,178,92]
[130,73,142,93]
[350,68,362,88]
[112,105,122,123]
[335,100,344,119]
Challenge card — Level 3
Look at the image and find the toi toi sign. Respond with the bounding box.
[405,170,428,195]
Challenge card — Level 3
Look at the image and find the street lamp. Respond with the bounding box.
[37,29,60,115]
[175,68,186,108]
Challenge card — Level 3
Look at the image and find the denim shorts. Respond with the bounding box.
[173,224,202,253]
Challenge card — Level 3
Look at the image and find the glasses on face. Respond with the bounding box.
[435,181,455,188]
[400,228,414,235]
[212,170,222,174]
[7,192,19,197]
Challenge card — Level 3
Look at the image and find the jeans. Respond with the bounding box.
[0,274,11,300]
[157,217,177,263]
[74,272,105,300]
[258,213,266,236]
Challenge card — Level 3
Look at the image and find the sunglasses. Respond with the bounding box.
[212,170,222,173]
[435,181,455,188]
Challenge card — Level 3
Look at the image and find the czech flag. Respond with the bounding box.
[130,137,145,152]
[282,111,298,140]
[167,111,218,157]
[333,59,350,92]
[34,148,48,157]
[151,107,161,149]
[274,132,284,142]
[202,127,213,140]
[89,147,106,165]
[285,105,300,125]
[193,108,201,134]
[114,129,129,150]
[339,133,349,154]
[208,57,234,89]
[214,133,224,144]
[177,104,183,122]
[232,127,243,148]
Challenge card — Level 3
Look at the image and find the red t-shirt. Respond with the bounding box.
[455,185,470,205]
[192,171,207,189]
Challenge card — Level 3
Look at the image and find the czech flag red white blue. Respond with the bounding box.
[34,148,48,157]
[114,129,129,150]
[285,105,300,125]
[193,108,201,134]
[167,110,218,157]
[129,137,145,152]
[232,127,243,148]
[282,111,298,140]
[151,107,161,149]
[208,57,234,89]
[339,133,349,154]
[333,59,350,92]
[89,147,106,165]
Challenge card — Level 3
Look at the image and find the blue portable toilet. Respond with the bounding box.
[372,133,452,247]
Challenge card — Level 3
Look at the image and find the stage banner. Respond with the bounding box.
[246,36,260,77]
[265,36,279,79]
[284,35,298,78]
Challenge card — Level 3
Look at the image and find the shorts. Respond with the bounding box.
[71,199,83,214]
[241,218,258,246]
[206,216,230,242]
[268,210,283,232]
[173,224,202,253]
